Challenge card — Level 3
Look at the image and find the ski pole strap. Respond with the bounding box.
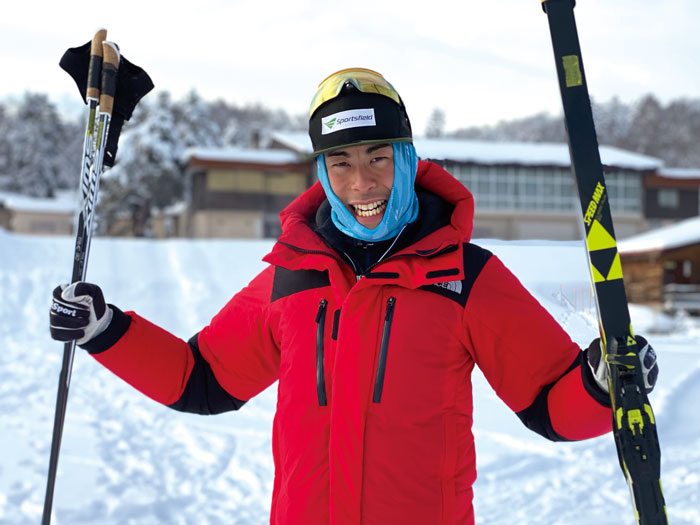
[99,42,120,117]
[86,29,107,100]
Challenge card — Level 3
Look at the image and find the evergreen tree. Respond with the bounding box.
[625,94,664,155]
[425,108,446,138]
[100,92,183,236]
[172,90,223,149]
[452,111,566,142]
[591,96,632,147]
[0,105,9,187]
[0,93,80,197]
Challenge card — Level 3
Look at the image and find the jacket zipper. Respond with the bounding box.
[372,296,396,403]
[315,299,328,406]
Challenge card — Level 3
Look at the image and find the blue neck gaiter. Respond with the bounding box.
[316,142,419,242]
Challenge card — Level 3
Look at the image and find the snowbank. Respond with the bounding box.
[1,232,698,524]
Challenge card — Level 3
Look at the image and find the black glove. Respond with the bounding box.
[50,282,112,345]
[586,335,659,394]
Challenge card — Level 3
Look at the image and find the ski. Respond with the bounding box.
[42,34,120,525]
[540,1,667,524]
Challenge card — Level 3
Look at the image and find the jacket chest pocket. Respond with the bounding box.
[372,296,396,403]
[314,296,396,406]
[315,299,329,406]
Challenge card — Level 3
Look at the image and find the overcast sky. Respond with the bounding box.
[2,0,698,133]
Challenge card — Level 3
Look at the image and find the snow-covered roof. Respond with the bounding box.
[161,201,188,215]
[657,167,700,179]
[618,215,700,255]
[415,139,662,170]
[266,132,663,170]
[0,191,76,214]
[182,146,301,165]
[269,131,313,155]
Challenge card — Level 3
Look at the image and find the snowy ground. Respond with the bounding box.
[0,230,698,524]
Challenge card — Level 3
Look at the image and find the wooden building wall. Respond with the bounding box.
[622,256,665,304]
[621,243,700,307]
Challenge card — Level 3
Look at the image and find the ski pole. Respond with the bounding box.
[42,35,120,525]
[539,1,667,524]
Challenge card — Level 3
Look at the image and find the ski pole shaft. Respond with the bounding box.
[41,31,119,525]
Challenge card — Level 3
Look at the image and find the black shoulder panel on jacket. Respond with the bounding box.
[419,243,492,308]
[516,354,582,442]
[168,334,247,415]
[271,267,330,302]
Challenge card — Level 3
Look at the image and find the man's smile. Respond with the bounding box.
[351,199,388,218]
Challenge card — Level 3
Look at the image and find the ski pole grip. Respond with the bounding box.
[100,42,120,116]
[86,29,107,100]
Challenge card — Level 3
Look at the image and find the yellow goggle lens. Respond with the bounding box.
[309,68,401,117]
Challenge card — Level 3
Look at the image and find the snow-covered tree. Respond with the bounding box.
[452,111,567,143]
[625,94,664,155]
[0,93,81,197]
[591,96,632,146]
[99,92,185,236]
[425,108,446,138]
[171,90,222,149]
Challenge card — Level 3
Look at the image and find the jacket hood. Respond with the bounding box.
[280,160,473,244]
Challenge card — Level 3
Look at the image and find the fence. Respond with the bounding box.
[663,283,700,315]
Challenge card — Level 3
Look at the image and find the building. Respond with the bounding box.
[416,139,664,240]
[181,147,314,238]
[0,191,75,235]
[643,167,700,229]
[618,215,700,313]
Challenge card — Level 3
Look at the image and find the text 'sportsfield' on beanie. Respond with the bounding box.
[308,68,419,241]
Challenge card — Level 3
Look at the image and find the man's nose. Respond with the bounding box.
[350,165,376,192]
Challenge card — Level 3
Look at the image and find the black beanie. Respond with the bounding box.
[308,84,412,155]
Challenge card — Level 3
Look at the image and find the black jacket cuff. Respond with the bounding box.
[80,305,132,354]
[581,349,613,408]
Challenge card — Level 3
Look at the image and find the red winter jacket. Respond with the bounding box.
[87,161,612,524]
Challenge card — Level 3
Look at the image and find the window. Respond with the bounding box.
[206,170,306,195]
[657,188,680,208]
[266,173,307,195]
[605,170,641,215]
[207,170,265,192]
[446,163,641,215]
[29,220,58,233]
[449,163,578,212]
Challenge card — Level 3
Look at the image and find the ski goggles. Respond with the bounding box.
[309,68,402,117]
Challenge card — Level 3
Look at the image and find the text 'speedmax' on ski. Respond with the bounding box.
[540,1,667,524]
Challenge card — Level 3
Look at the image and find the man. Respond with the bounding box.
[50,68,658,524]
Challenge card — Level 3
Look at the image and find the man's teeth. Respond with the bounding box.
[353,200,387,217]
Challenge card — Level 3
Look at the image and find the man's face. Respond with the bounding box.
[324,143,394,230]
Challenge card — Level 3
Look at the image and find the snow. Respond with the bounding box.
[269,131,314,155]
[658,167,700,180]
[1,230,699,524]
[414,139,663,170]
[267,131,664,170]
[183,147,301,166]
[0,191,77,214]
[618,215,700,255]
